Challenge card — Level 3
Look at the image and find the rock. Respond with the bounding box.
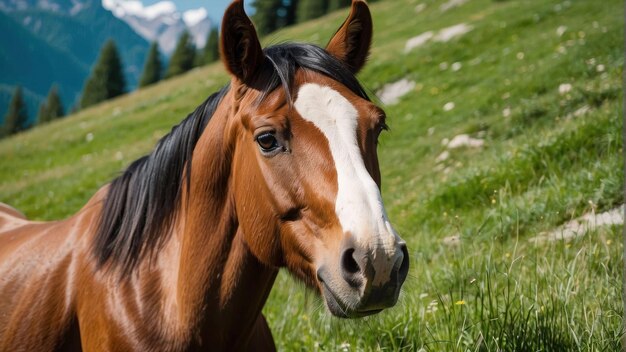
[376,78,416,105]
[446,134,485,149]
[530,205,624,243]
[436,151,450,163]
[440,0,469,12]
[405,31,434,52]
[434,23,473,42]
[558,83,572,95]
[405,23,473,54]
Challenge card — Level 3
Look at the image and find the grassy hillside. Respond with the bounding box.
[0,0,623,350]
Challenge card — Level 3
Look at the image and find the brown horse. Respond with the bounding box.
[0,1,408,350]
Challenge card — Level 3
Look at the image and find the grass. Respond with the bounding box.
[0,0,623,350]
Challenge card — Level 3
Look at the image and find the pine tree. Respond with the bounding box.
[252,0,299,36]
[80,39,126,109]
[166,31,196,78]
[284,0,299,27]
[45,85,64,121]
[3,86,29,136]
[139,42,162,88]
[201,27,220,65]
[297,0,328,22]
[327,0,350,11]
[37,85,64,125]
[37,103,49,125]
[252,0,282,35]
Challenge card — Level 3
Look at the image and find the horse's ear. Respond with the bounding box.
[325,0,373,74]
[220,0,264,84]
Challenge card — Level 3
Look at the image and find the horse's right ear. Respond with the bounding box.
[220,0,264,84]
[325,0,373,74]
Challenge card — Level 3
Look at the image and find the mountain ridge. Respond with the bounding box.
[0,9,88,123]
[102,0,212,54]
[0,0,149,117]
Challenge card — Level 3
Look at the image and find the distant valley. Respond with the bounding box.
[0,0,212,124]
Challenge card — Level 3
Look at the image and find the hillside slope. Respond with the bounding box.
[0,0,622,350]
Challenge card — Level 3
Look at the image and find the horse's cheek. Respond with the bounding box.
[246,224,283,268]
[235,191,283,267]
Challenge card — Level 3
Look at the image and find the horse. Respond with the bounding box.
[0,0,409,350]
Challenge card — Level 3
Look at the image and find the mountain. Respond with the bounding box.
[0,0,149,118]
[102,0,211,55]
[0,9,88,124]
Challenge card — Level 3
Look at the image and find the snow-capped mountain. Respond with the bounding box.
[102,0,211,55]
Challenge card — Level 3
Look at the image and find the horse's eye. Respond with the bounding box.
[256,133,279,152]
[375,122,389,145]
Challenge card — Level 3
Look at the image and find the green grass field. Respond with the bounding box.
[0,0,623,350]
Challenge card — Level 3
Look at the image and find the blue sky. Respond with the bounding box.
[142,0,254,21]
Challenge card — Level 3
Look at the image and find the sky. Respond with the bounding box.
[142,0,254,21]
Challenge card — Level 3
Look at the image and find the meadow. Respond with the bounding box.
[0,0,623,350]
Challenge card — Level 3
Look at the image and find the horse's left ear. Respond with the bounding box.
[325,0,373,74]
[220,0,265,84]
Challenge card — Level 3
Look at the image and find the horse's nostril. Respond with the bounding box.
[341,248,360,274]
[316,268,325,283]
[340,248,363,288]
[398,244,409,283]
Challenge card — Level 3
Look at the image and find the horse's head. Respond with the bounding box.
[219,0,408,318]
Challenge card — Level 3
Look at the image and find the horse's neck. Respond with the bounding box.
[168,103,278,347]
[170,212,277,348]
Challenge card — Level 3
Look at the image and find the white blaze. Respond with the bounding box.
[294,84,399,284]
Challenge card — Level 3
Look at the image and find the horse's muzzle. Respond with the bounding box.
[317,242,409,318]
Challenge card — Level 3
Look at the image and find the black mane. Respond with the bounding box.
[93,43,369,275]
